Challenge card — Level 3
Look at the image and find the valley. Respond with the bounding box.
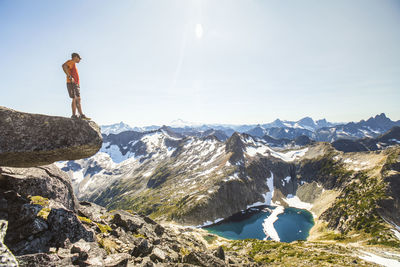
[56,114,400,266]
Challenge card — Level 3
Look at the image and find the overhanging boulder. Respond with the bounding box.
[0,106,102,167]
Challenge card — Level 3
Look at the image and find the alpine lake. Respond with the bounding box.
[203,206,315,243]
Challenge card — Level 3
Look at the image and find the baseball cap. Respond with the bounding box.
[71,52,82,59]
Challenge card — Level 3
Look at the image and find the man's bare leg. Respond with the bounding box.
[71,98,77,116]
[76,97,84,116]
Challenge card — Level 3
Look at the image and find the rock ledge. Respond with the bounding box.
[0,106,102,167]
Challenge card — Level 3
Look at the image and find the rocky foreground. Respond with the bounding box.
[0,184,243,266]
[0,168,377,267]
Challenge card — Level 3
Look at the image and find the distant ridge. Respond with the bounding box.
[101,113,400,142]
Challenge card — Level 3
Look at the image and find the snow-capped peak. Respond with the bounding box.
[101,122,133,135]
[169,119,202,128]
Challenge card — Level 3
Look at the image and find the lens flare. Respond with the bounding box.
[195,23,203,39]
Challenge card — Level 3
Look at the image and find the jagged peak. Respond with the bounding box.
[298,116,316,126]
[225,133,246,165]
[101,121,130,127]
[376,113,387,119]
[159,125,184,140]
[225,132,246,151]
[160,125,171,131]
[367,113,390,122]
[201,134,220,142]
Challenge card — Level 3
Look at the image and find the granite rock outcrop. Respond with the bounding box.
[0,106,102,167]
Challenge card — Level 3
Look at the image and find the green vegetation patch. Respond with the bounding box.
[180,246,190,256]
[318,231,346,241]
[133,233,147,239]
[37,207,51,220]
[77,216,93,224]
[203,234,218,244]
[96,222,112,233]
[98,237,119,254]
[318,155,354,184]
[146,165,170,189]
[226,239,371,266]
[300,151,400,247]
[30,196,51,220]
[30,195,50,206]
[319,171,400,247]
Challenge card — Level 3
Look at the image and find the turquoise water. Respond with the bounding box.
[203,206,314,243]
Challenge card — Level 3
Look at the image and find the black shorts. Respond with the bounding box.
[67,83,80,98]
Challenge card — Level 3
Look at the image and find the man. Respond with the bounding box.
[62,53,90,120]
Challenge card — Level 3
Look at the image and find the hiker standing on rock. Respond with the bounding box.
[62,53,90,120]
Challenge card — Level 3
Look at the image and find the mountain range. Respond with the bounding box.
[57,122,400,225]
[101,113,400,143]
[54,111,400,265]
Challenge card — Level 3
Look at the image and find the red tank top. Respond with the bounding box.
[66,60,80,85]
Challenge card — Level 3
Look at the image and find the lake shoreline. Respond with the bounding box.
[203,205,314,243]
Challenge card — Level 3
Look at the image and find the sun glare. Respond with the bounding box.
[195,23,203,39]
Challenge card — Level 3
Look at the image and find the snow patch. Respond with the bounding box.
[224,172,240,182]
[196,218,224,228]
[143,171,153,177]
[366,126,382,135]
[54,161,67,169]
[343,158,353,163]
[270,148,309,162]
[283,195,313,211]
[246,145,269,157]
[72,169,85,184]
[202,146,224,166]
[384,251,400,257]
[101,142,133,163]
[166,146,176,157]
[197,166,218,177]
[161,129,182,140]
[392,229,400,240]
[247,172,274,208]
[359,251,400,267]
[196,195,207,201]
[262,206,284,241]
[129,140,139,146]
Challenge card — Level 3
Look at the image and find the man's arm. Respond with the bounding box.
[62,61,74,83]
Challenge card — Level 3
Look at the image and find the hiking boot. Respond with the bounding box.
[71,115,78,119]
[80,114,91,120]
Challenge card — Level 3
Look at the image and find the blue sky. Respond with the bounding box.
[1,0,399,126]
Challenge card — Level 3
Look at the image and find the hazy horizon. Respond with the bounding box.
[1,0,400,126]
[101,112,394,128]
